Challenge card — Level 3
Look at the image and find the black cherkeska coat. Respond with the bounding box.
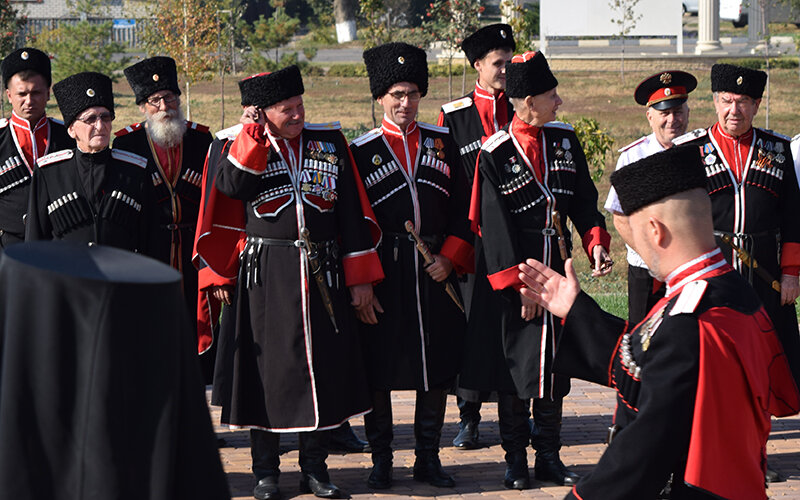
[349,120,473,391]
[25,147,151,252]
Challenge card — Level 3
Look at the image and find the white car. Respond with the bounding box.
[683,0,699,14]
[684,0,748,27]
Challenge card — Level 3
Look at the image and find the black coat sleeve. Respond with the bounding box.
[24,168,53,241]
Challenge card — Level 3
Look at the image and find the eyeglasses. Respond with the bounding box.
[75,112,113,125]
[387,90,421,102]
[146,93,179,107]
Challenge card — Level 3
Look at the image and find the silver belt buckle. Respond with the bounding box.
[542,228,556,236]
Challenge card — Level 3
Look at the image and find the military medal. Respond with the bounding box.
[564,151,573,162]
[704,154,716,165]
[554,148,565,159]
[512,164,521,174]
[436,150,445,160]
[639,307,665,352]
[372,154,382,165]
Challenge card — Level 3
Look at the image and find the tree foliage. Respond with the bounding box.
[569,117,614,182]
[142,0,223,119]
[608,0,642,84]
[500,0,538,51]
[36,1,129,83]
[359,0,395,49]
[0,0,25,57]
[242,0,301,72]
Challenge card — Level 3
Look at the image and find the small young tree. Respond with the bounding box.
[500,0,538,51]
[242,0,300,72]
[143,0,223,120]
[608,0,642,85]
[420,0,482,99]
[36,1,129,83]
[359,0,394,126]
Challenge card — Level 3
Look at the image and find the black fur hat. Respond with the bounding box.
[53,72,115,126]
[461,24,516,67]
[238,66,304,109]
[363,42,429,99]
[505,51,558,99]
[1,47,52,88]
[123,56,181,104]
[711,63,767,99]
[611,145,707,215]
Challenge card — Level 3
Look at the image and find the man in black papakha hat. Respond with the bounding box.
[605,70,697,327]
[436,23,516,452]
[0,47,74,249]
[517,145,800,500]
[673,65,800,482]
[197,64,383,500]
[349,41,474,490]
[465,51,611,488]
[25,71,152,252]
[113,56,213,360]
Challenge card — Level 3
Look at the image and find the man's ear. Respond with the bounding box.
[647,216,668,248]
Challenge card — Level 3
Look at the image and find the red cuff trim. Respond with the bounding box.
[783,266,800,277]
[582,226,611,262]
[197,266,236,291]
[488,265,523,291]
[781,242,800,270]
[343,250,384,286]
[228,123,270,174]
[440,235,474,274]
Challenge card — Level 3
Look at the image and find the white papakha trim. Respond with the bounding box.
[442,96,473,114]
[111,149,148,168]
[304,121,341,130]
[37,149,74,168]
[482,130,510,152]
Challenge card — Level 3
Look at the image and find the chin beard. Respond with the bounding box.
[146,108,187,148]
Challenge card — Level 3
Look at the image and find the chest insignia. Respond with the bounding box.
[372,154,382,165]
[704,154,716,165]
[639,307,666,352]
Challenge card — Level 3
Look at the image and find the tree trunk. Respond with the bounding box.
[448,56,453,101]
[334,0,357,43]
[185,80,192,121]
[461,58,466,95]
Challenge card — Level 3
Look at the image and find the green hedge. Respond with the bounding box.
[716,57,799,69]
[325,62,477,78]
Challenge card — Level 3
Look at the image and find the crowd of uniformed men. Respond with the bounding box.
[2,21,800,500]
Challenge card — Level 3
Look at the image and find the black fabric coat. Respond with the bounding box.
[25,148,151,252]
[463,121,607,400]
[0,117,74,247]
[349,122,472,391]
[0,241,230,500]
[214,123,374,431]
[679,127,800,385]
[113,122,213,332]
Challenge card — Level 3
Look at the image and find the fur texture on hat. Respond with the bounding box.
[611,145,707,215]
[505,51,558,99]
[123,56,181,104]
[363,42,428,99]
[461,24,516,67]
[238,66,304,109]
[711,63,767,99]
[1,47,52,87]
[53,72,115,126]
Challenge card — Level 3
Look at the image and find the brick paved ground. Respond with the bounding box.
[210,380,800,499]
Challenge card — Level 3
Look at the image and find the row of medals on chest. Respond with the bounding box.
[620,307,666,379]
[503,139,574,175]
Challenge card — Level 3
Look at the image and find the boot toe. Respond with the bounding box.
[534,459,580,486]
[300,473,342,499]
[253,476,281,500]
[452,422,480,449]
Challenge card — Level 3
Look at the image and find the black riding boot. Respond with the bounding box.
[452,397,481,449]
[328,421,370,453]
[250,429,281,500]
[364,390,393,489]
[498,393,531,490]
[412,389,455,487]
[531,397,579,486]
[298,431,341,499]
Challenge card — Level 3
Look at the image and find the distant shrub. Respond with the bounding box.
[326,63,367,77]
[342,123,372,142]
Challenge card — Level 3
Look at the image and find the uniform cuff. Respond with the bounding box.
[197,266,237,291]
[488,264,523,291]
[780,242,800,271]
[582,226,611,262]
[227,123,270,174]
[343,250,384,286]
[440,235,474,274]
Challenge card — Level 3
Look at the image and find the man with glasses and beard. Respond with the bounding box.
[114,56,213,351]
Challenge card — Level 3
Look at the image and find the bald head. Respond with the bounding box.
[618,188,715,280]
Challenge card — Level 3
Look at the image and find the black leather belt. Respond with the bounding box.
[247,235,306,248]
[162,223,195,231]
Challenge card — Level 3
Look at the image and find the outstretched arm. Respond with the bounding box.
[517,257,582,318]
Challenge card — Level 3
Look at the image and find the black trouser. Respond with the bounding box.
[529,397,565,461]
[457,396,482,424]
[627,264,665,326]
[364,389,448,460]
[497,393,530,464]
[250,429,329,479]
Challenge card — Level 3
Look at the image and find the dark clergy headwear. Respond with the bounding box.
[53,72,115,126]
[634,70,697,110]
[611,145,707,215]
[363,42,429,99]
[123,56,182,104]
[711,63,767,99]
[461,24,516,67]
[505,51,558,99]
[238,66,304,109]
[1,47,52,87]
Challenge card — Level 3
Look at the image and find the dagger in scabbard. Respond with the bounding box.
[300,227,340,332]
[719,233,781,293]
[404,220,465,313]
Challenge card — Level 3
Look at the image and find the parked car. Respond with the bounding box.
[683,0,699,14]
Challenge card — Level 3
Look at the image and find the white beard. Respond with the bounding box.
[146,107,187,148]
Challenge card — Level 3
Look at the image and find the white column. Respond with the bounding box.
[695,0,722,53]
[748,0,768,52]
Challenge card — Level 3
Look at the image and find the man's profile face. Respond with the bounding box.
[646,102,689,149]
[713,91,760,137]
[265,95,305,140]
[6,73,49,123]
[474,48,513,93]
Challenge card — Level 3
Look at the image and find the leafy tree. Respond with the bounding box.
[0,0,25,56]
[608,0,642,84]
[36,1,129,84]
[569,117,614,182]
[359,0,395,49]
[419,0,482,99]
[500,0,538,50]
[142,0,223,120]
[242,0,301,72]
